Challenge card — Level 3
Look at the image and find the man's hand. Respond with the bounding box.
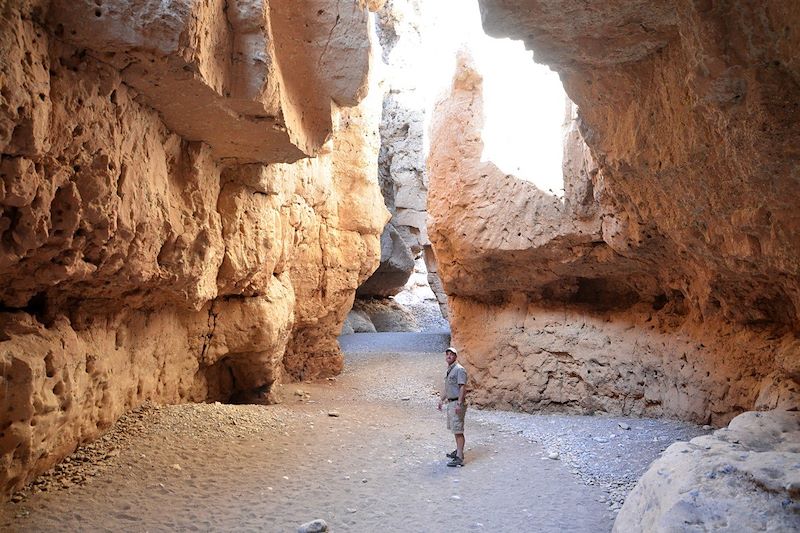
[454,403,461,413]
[437,400,443,411]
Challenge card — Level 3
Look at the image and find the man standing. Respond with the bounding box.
[437,346,467,467]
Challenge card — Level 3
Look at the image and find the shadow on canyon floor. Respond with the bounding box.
[0,333,707,532]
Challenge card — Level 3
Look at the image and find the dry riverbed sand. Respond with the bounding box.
[0,333,708,532]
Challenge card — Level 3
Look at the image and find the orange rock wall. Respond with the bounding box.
[428,43,799,425]
[0,0,387,495]
[476,0,800,327]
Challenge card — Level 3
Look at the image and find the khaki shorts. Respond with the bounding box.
[446,401,466,434]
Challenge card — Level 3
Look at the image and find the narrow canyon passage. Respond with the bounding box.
[0,333,705,532]
[2,1,799,528]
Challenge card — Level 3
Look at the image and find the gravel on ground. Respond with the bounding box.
[1,332,709,531]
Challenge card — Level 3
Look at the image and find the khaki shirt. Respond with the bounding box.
[444,362,467,400]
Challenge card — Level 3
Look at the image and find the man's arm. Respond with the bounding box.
[455,383,466,412]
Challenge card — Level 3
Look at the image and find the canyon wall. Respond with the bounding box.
[0,0,388,495]
[356,0,449,317]
[353,0,421,299]
[429,0,800,425]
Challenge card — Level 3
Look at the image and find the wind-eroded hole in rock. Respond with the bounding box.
[202,355,275,406]
[0,292,49,327]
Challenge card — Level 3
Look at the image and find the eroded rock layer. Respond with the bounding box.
[0,0,388,495]
[429,36,799,424]
[358,0,449,316]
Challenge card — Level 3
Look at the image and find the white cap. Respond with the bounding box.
[446,346,458,355]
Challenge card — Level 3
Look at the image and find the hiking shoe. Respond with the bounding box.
[447,457,464,467]
[446,449,458,459]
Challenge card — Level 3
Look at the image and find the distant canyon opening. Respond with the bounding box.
[348,0,567,336]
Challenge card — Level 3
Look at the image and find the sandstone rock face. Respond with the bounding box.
[0,0,387,496]
[353,298,417,332]
[474,1,800,328]
[356,0,449,313]
[356,222,415,297]
[46,0,372,163]
[428,51,799,424]
[456,6,800,528]
[561,100,598,222]
[614,410,800,532]
[375,0,430,257]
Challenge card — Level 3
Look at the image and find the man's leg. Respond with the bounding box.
[455,433,465,459]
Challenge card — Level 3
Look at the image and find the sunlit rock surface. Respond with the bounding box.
[0,0,387,496]
[431,2,800,526]
[357,0,448,310]
[428,48,799,423]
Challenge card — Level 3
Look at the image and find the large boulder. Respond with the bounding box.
[354,298,418,332]
[356,222,415,297]
[615,410,800,532]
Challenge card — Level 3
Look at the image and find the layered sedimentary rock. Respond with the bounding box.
[429,8,800,424]
[615,410,800,532]
[0,0,387,496]
[446,6,800,528]
[357,0,449,314]
[430,6,800,522]
[343,298,417,333]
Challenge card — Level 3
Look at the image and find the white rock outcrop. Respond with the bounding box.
[615,410,800,532]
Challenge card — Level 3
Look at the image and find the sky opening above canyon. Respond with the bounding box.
[422,0,567,197]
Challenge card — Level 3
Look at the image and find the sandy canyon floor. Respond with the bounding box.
[0,332,708,532]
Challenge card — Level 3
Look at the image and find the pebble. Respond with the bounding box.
[297,519,328,533]
[10,330,709,528]
[327,412,340,417]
